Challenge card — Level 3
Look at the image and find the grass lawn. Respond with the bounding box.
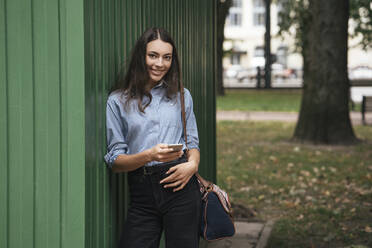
[217,89,361,112]
[217,121,372,248]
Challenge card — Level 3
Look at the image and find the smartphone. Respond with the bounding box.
[167,144,183,151]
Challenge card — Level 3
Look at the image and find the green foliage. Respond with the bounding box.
[277,0,372,50]
[277,0,311,54]
[349,0,372,49]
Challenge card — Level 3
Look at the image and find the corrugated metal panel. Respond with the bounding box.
[1,0,216,247]
[84,0,127,247]
[84,0,216,247]
[0,0,85,247]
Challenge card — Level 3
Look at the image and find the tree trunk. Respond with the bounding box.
[216,0,232,96]
[293,0,358,144]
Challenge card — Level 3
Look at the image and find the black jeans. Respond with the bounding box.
[118,159,201,248]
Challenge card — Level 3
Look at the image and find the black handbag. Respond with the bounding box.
[179,84,235,241]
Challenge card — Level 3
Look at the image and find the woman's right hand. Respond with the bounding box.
[147,144,183,163]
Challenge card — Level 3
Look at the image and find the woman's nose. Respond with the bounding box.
[155,58,163,66]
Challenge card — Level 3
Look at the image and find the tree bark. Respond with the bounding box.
[293,0,358,144]
[216,0,232,96]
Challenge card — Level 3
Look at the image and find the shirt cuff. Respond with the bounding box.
[104,147,128,169]
[187,144,200,151]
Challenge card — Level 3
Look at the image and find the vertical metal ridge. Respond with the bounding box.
[30,0,36,246]
[57,0,63,247]
[4,0,9,246]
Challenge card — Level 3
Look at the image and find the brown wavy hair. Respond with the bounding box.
[112,27,181,113]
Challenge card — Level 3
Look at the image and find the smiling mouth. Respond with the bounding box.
[150,69,164,76]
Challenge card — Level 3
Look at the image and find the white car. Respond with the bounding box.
[224,65,244,79]
[349,66,372,79]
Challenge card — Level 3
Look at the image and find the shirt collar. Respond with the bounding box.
[153,79,167,89]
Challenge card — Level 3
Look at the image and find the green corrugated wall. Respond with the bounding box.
[84,1,217,247]
[0,0,85,247]
[1,0,216,247]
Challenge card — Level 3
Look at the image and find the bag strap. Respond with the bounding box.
[179,80,211,190]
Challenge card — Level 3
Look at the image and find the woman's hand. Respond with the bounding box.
[159,160,198,192]
[148,143,183,163]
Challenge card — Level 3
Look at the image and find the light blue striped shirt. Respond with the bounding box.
[104,83,199,168]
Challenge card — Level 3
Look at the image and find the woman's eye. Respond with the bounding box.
[148,54,157,59]
[164,56,172,61]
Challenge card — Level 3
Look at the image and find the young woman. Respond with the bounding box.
[104,27,201,248]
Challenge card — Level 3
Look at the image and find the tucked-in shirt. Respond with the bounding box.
[104,83,199,168]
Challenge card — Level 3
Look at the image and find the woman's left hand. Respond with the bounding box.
[160,161,198,192]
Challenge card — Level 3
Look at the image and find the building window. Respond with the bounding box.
[231,53,241,65]
[227,0,243,26]
[254,46,264,57]
[232,0,242,7]
[276,0,284,24]
[276,46,288,67]
[253,0,265,26]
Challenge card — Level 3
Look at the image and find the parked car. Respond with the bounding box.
[237,67,257,81]
[236,64,298,82]
[224,65,244,79]
[349,66,372,79]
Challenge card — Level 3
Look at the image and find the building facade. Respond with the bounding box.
[224,0,372,73]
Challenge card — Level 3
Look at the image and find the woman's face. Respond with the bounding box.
[146,39,173,85]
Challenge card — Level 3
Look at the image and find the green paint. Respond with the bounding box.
[2,0,216,247]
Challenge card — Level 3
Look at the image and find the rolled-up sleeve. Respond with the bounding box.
[104,98,129,168]
[184,89,199,150]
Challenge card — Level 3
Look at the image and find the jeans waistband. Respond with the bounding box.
[131,154,188,176]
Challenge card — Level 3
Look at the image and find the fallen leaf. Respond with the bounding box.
[269,156,278,163]
[329,167,337,173]
[300,170,311,177]
[364,226,372,233]
[239,186,251,192]
[324,190,331,196]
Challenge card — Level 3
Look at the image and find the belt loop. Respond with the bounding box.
[143,166,152,175]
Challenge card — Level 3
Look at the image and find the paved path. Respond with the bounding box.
[206,221,274,248]
[217,111,372,125]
